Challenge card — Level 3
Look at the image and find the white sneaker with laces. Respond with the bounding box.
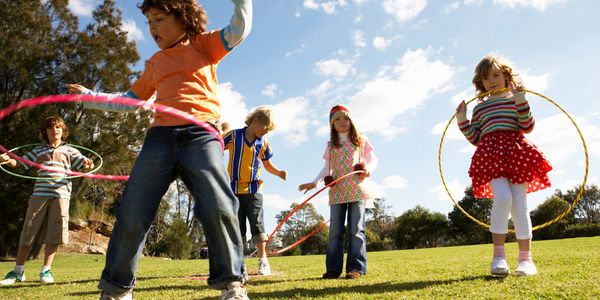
[220,281,248,300]
[490,257,510,276]
[515,260,537,276]
[258,257,271,276]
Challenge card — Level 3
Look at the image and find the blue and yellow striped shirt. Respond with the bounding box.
[223,127,273,194]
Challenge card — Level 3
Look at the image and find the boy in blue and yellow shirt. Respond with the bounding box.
[223,107,287,275]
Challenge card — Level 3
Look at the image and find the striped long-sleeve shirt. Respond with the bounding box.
[458,95,535,146]
[19,144,88,199]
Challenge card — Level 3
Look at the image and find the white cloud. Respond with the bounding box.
[528,114,600,165]
[429,178,467,202]
[492,0,565,11]
[444,1,461,13]
[381,175,409,190]
[217,82,249,129]
[269,97,313,146]
[432,120,464,141]
[68,0,97,17]
[352,30,367,48]
[519,70,551,93]
[308,80,334,97]
[314,59,356,79]
[285,43,307,57]
[262,84,279,98]
[382,0,427,23]
[303,0,348,14]
[121,19,144,42]
[373,36,391,51]
[348,48,456,138]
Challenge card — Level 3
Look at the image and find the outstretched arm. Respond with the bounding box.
[263,159,287,181]
[221,0,253,50]
[66,83,144,112]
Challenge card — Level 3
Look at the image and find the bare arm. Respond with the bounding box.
[262,159,287,181]
[0,153,17,168]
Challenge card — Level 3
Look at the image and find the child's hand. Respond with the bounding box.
[83,158,95,170]
[511,83,527,105]
[66,84,88,94]
[298,182,316,194]
[456,100,467,122]
[0,153,10,163]
[279,170,288,181]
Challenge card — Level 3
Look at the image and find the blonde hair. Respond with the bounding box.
[329,110,361,148]
[472,55,522,97]
[245,106,275,131]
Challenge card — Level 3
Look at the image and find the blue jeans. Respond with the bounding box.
[326,201,367,274]
[98,125,244,293]
[236,193,268,244]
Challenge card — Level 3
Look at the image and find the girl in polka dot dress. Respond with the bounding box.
[456,55,552,276]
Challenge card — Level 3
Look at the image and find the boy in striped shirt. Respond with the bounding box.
[0,116,94,286]
[223,107,287,275]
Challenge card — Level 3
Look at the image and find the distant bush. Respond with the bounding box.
[564,223,600,238]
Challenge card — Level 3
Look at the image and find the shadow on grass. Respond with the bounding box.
[249,275,500,298]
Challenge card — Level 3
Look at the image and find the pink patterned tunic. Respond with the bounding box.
[328,140,368,205]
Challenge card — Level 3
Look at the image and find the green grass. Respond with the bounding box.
[1,237,599,299]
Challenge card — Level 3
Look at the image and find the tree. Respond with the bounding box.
[0,0,143,255]
[554,185,600,224]
[394,205,450,249]
[163,217,193,259]
[530,195,572,240]
[274,203,325,255]
[447,186,493,245]
[366,198,396,241]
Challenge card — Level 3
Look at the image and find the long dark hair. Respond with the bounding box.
[329,111,361,148]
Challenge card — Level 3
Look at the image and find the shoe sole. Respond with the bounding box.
[491,269,510,276]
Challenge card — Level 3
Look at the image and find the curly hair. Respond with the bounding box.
[472,55,522,98]
[139,0,207,36]
[40,116,68,144]
[245,106,275,131]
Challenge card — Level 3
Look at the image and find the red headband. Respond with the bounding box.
[329,105,349,123]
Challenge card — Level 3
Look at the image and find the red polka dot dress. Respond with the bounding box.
[458,94,553,198]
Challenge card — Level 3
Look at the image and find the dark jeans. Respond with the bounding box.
[98,125,244,294]
[236,193,268,244]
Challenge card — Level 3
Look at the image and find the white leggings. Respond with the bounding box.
[489,178,532,240]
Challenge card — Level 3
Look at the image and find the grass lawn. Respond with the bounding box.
[0,236,598,299]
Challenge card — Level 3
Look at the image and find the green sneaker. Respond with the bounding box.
[0,270,26,286]
[40,269,54,284]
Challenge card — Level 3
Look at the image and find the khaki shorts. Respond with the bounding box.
[19,196,69,246]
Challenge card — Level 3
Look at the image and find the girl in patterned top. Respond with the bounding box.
[456,55,552,276]
[298,104,378,280]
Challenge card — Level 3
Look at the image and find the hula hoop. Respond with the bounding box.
[438,88,589,232]
[0,143,103,180]
[266,170,365,254]
[0,94,223,181]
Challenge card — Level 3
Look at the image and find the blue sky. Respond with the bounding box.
[68,0,600,237]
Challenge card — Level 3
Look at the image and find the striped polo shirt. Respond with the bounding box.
[458,95,535,145]
[19,144,87,199]
[223,127,273,194]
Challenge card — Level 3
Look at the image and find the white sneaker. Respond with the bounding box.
[0,270,25,286]
[99,290,133,300]
[490,257,510,276]
[515,260,538,276]
[220,281,248,300]
[40,269,55,284]
[258,258,271,276]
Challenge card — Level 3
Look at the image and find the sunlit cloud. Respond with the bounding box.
[122,19,144,42]
[382,0,427,23]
